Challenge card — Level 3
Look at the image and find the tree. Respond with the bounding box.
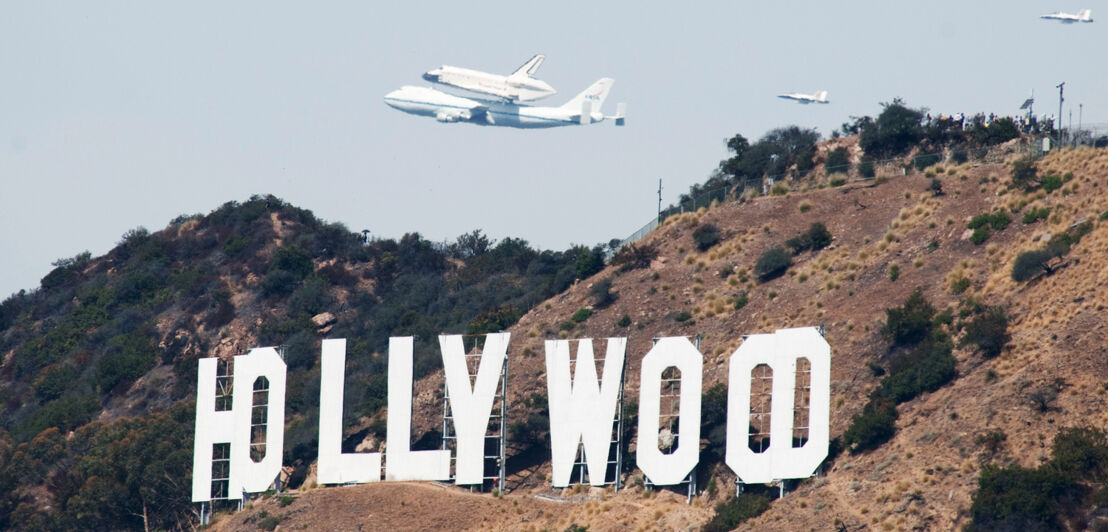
[859,99,925,158]
[1010,156,1040,191]
[960,306,1010,358]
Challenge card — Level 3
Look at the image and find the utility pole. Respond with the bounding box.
[1079,103,1084,143]
[1056,82,1065,148]
[657,179,663,221]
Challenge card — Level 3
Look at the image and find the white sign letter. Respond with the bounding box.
[440,333,509,485]
[318,339,381,484]
[192,347,287,501]
[636,337,702,485]
[726,327,830,484]
[192,357,235,502]
[545,338,627,487]
[230,347,287,495]
[385,337,451,481]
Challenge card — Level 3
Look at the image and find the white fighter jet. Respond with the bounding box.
[384,78,625,128]
[422,54,556,102]
[777,90,830,104]
[1040,9,1093,23]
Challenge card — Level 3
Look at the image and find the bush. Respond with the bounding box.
[588,278,615,308]
[825,146,851,174]
[616,314,631,327]
[754,247,791,282]
[1022,207,1051,224]
[733,291,749,310]
[1011,249,1054,282]
[913,153,941,170]
[610,243,657,272]
[888,264,900,282]
[1040,174,1063,193]
[1010,156,1039,191]
[673,311,693,323]
[785,223,832,254]
[970,226,991,245]
[693,223,722,251]
[703,493,772,532]
[879,333,957,403]
[960,306,1009,358]
[970,464,1073,530]
[882,288,935,346]
[858,158,876,178]
[571,308,592,323]
[951,277,970,294]
[843,397,898,453]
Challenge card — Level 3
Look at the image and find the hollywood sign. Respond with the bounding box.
[191,327,829,502]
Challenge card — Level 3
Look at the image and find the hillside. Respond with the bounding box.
[0,196,604,530]
[4,138,1108,531]
[215,144,1108,531]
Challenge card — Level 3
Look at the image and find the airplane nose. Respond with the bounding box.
[422,72,438,83]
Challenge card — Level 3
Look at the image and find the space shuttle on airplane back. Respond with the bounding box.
[422,54,557,102]
[1040,9,1093,23]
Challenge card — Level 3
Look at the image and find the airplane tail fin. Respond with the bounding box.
[560,78,615,112]
[816,90,829,103]
[509,54,545,78]
[1080,9,1092,21]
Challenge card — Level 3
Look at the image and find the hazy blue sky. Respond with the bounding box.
[2,2,1105,298]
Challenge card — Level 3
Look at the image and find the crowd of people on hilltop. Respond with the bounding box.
[924,112,1055,136]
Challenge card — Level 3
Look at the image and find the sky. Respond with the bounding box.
[2,2,1106,298]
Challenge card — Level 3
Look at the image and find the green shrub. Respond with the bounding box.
[888,264,900,282]
[571,308,592,323]
[951,150,969,164]
[1022,207,1051,224]
[970,464,1073,530]
[879,333,957,403]
[733,291,749,310]
[754,247,791,282]
[829,176,847,187]
[588,278,615,308]
[825,146,851,174]
[929,178,944,195]
[960,306,1009,358]
[616,314,631,327]
[1010,156,1039,191]
[951,277,970,294]
[970,226,991,245]
[786,223,833,254]
[843,397,898,453]
[770,184,789,196]
[693,223,722,251]
[1040,174,1063,193]
[858,159,876,178]
[1011,249,1054,282]
[882,288,935,346]
[610,243,657,272]
[674,311,693,323]
[913,153,941,170]
[703,493,772,532]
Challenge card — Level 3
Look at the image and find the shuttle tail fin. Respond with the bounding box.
[510,54,545,78]
[1080,9,1092,21]
[816,90,829,103]
[560,78,614,113]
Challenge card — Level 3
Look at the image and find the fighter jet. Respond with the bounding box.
[1040,9,1093,23]
[422,54,557,102]
[778,90,830,104]
[384,78,625,128]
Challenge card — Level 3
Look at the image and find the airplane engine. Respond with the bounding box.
[435,109,471,123]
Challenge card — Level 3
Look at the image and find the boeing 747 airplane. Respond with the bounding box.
[384,78,624,129]
[1041,9,1093,23]
[778,90,829,104]
[422,54,556,102]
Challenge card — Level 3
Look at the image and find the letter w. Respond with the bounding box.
[544,338,626,487]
